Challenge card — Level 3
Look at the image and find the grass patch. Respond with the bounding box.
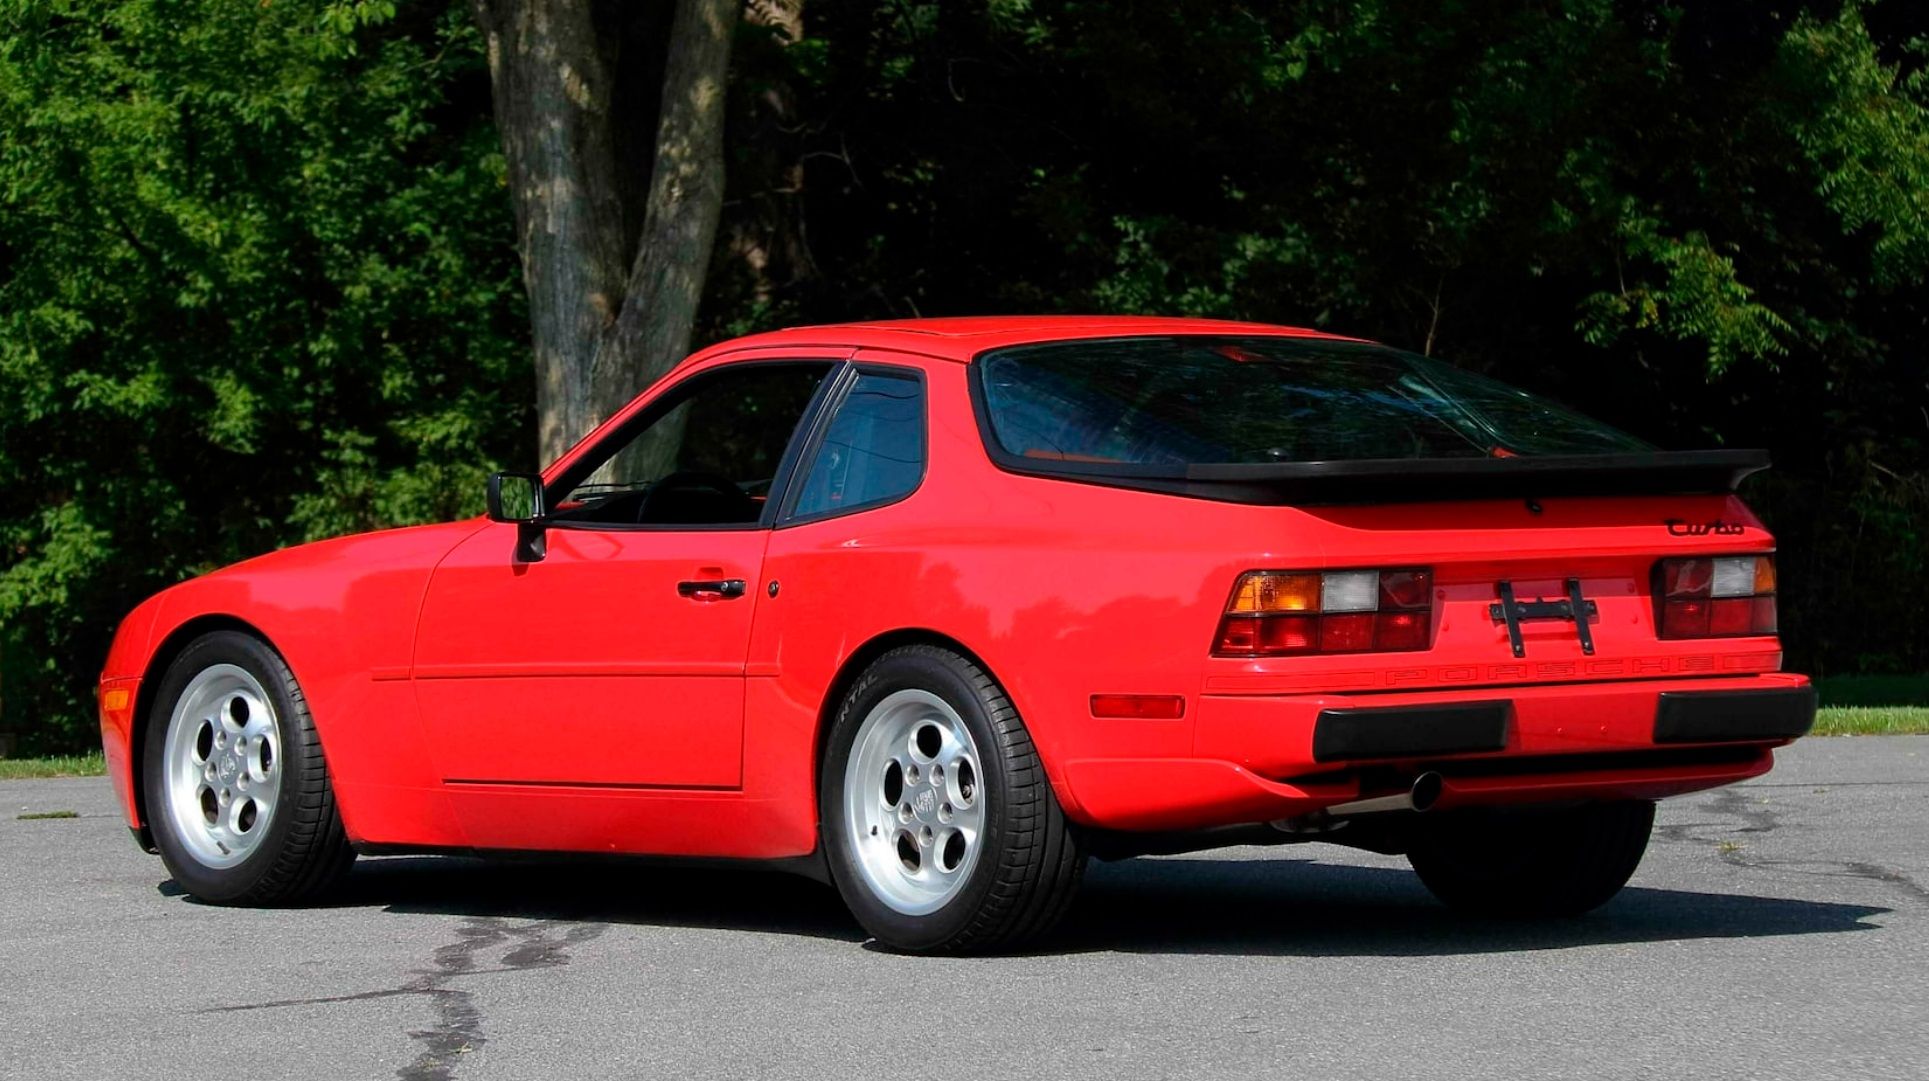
[0,752,106,780]
[16,810,79,820]
[1812,706,1929,737]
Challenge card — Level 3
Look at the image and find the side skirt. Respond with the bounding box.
[348,840,833,885]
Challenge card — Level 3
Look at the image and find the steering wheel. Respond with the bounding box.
[635,470,759,524]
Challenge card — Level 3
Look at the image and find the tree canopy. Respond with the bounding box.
[2,0,1926,751]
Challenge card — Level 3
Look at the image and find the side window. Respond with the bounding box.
[790,370,925,520]
[552,362,833,526]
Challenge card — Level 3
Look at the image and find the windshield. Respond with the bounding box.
[976,336,1650,466]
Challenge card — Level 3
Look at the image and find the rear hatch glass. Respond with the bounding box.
[976,335,1650,465]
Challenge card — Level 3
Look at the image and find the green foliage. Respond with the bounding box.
[1575,217,1792,374]
[1778,6,1929,286]
[0,0,527,751]
[1816,674,1929,708]
[4,0,1929,752]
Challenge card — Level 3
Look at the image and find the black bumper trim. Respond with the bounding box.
[1654,687,1817,744]
[1311,701,1512,763]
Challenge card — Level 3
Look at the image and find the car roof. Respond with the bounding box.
[683,315,1356,368]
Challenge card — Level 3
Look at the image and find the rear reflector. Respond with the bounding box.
[1657,555,1776,638]
[1216,568,1433,656]
[1090,694,1186,719]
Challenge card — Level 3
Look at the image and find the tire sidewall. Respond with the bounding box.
[1409,801,1654,916]
[821,649,1010,950]
[143,631,309,903]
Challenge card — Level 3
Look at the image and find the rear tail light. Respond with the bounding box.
[1656,555,1777,638]
[1215,569,1433,656]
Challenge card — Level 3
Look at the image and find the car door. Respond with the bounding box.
[411,359,840,789]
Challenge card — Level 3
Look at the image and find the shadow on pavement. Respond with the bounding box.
[1057,856,1890,957]
[165,849,1890,958]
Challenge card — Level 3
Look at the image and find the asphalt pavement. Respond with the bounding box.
[2,736,1924,1081]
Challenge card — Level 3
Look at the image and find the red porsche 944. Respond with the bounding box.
[98,316,1814,952]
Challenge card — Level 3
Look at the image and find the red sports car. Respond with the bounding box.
[97,316,1814,952]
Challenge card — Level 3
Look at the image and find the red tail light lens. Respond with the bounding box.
[1656,555,1776,638]
[1215,569,1434,656]
[1374,609,1430,651]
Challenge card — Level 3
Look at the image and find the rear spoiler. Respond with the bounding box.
[997,449,1770,505]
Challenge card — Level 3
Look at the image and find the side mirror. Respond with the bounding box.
[486,471,545,523]
[486,472,548,563]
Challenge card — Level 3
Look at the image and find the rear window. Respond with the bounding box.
[975,336,1649,466]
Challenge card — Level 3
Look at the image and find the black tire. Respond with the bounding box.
[820,645,1085,953]
[141,630,355,904]
[1406,801,1655,917]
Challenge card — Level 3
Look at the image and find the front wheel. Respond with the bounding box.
[820,646,1085,953]
[142,630,355,904]
[1406,800,1656,917]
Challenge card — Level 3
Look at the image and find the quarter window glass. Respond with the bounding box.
[552,363,832,526]
[791,372,925,518]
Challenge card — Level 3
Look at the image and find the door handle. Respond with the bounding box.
[677,578,747,600]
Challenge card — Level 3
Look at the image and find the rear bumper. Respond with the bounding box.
[1059,673,1812,831]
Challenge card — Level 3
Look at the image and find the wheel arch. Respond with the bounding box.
[810,627,1070,811]
[130,613,276,843]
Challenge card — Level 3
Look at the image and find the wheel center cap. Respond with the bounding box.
[914,789,936,819]
[219,758,238,780]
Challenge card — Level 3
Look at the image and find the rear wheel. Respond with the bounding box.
[143,630,354,904]
[821,646,1085,953]
[1406,801,1655,917]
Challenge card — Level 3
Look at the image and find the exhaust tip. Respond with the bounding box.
[1411,771,1443,813]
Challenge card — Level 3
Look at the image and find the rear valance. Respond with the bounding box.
[995,450,1770,505]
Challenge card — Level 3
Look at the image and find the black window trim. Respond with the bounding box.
[776,361,930,528]
[541,357,849,534]
[965,335,1770,505]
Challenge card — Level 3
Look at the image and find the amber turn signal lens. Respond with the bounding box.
[1228,572,1320,613]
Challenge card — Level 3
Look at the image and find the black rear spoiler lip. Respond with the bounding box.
[989,449,1771,505]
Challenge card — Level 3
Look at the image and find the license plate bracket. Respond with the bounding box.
[1488,578,1598,658]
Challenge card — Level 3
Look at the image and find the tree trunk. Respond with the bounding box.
[472,0,631,464]
[474,0,716,468]
[589,0,741,432]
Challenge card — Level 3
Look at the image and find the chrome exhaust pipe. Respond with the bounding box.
[1273,772,1443,832]
[1323,771,1443,817]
